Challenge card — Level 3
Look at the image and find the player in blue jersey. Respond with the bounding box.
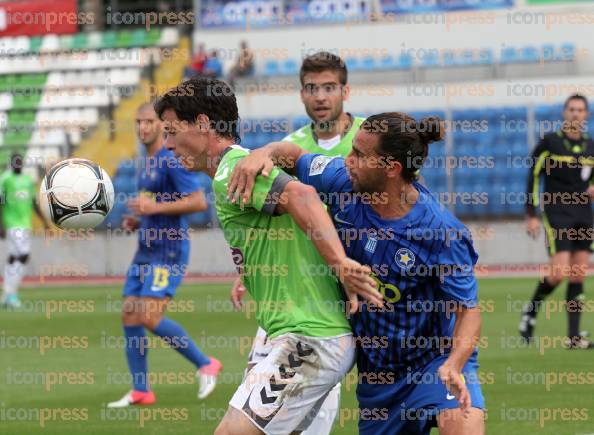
[228,112,485,434]
[108,103,221,408]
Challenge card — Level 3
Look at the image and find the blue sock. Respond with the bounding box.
[153,318,210,368]
[124,325,149,392]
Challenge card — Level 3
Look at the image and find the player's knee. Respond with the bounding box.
[7,255,16,264]
[18,254,29,264]
[139,312,162,331]
[213,421,231,435]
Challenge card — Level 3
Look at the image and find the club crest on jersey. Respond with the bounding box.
[309,155,335,176]
[364,237,377,253]
[395,248,415,269]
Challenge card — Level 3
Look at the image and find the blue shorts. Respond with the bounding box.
[357,355,485,435]
[122,262,186,299]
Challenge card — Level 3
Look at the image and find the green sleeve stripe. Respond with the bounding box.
[541,212,556,256]
[532,151,550,208]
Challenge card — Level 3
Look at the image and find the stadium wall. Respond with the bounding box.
[0,223,549,279]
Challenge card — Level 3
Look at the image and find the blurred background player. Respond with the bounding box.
[0,153,49,308]
[227,40,254,89]
[521,94,594,349]
[231,51,364,434]
[108,102,221,408]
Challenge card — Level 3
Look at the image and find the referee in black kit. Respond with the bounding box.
[520,94,594,349]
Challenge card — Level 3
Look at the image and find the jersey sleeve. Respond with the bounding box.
[169,162,202,196]
[295,154,352,201]
[526,138,549,217]
[436,229,479,308]
[223,155,293,215]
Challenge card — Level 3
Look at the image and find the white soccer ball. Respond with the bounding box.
[39,158,115,229]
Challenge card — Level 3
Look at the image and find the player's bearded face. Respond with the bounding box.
[346,131,386,194]
[300,71,345,125]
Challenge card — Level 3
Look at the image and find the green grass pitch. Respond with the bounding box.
[1,277,593,434]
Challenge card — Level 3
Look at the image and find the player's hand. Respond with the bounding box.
[122,215,140,232]
[128,196,158,216]
[526,216,540,239]
[587,185,594,200]
[227,148,275,205]
[438,363,471,415]
[336,257,383,314]
[230,277,247,310]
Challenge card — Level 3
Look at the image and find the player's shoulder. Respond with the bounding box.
[282,124,312,143]
[415,182,470,236]
[213,145,249,188]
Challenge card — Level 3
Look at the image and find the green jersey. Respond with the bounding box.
[213,145,351,338]
[0,171,36,230]
[282,115,364,157]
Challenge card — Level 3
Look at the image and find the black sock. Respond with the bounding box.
[525,278,557,317]
[567,282,583,339]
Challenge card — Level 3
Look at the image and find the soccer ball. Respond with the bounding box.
[39,158,114,230]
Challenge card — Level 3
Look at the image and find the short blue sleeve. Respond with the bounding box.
[295,154,352,199]
[169,160,201,196]
[437,231,479,308]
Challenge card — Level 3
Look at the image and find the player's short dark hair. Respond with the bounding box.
[10,153,23,170]
[154,77,240,142]
[564,94,589,111]
[300,51,347,86]
[361,112,444,183]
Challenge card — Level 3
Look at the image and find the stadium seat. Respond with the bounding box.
[263,60,280,76]
[360,56,375,71]
[520,46,540,63]
[40,35,60,52]
[345,58,359,71]
[281,59,298,75]
[559,42,576,61]
[397,53,413,69]
[378,55,396,70]
[500,47,518,64]
[159,28,179,46]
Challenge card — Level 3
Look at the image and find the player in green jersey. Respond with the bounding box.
[0,154,49,308]
[230,51,365,435]
[154,77,382,435]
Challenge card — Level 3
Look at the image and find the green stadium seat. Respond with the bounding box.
[147,29,161,45]
[29,36,43,53]
[132,29,148,47]
[4,130,32,146]
[87,32,103,50]
[101,31,117,49]
[116,31,133,48]
[59,35,74,50]
[72,33,88,50]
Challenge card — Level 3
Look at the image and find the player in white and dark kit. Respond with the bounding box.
[230,52,364,434]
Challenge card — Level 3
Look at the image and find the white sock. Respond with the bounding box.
[3,261,23,298]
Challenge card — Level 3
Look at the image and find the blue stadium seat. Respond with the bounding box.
[345,58,359,71]
[263,60,280,76]
[541,44,555,62]
[559,43,576,61]
[419,51,439,68]
[397,53,413,70]
[500,47,518,64]
[520,46,540,63]
[360,56,375,71]
[281,59,298,75]
[378,55,396,70]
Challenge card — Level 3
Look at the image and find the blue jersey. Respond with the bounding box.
[296,154,479,377]
[133,147,201,267]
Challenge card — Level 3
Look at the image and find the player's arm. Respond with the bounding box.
[33,199,50,229]
[274,179,382,312]
[227,142,306,204]
[129,164,208,216]
[129,190,207,216]
[525,138,549,238]
[436,229,481,412]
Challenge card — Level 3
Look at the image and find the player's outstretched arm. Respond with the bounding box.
[437,305,481,413]
[128,190,207,216]
[228,142,306,205]
[275,180,383,313]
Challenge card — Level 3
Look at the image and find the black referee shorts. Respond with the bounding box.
[542,209,594,255]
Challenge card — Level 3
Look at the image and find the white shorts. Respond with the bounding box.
[6,228,31,258]
[230,332,354,435]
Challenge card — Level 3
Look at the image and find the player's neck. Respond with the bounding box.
[371,183,419,220]
[205,136,236,178]
[313,112,350,140]
[562,127,583,141]
[146,140,162,157]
